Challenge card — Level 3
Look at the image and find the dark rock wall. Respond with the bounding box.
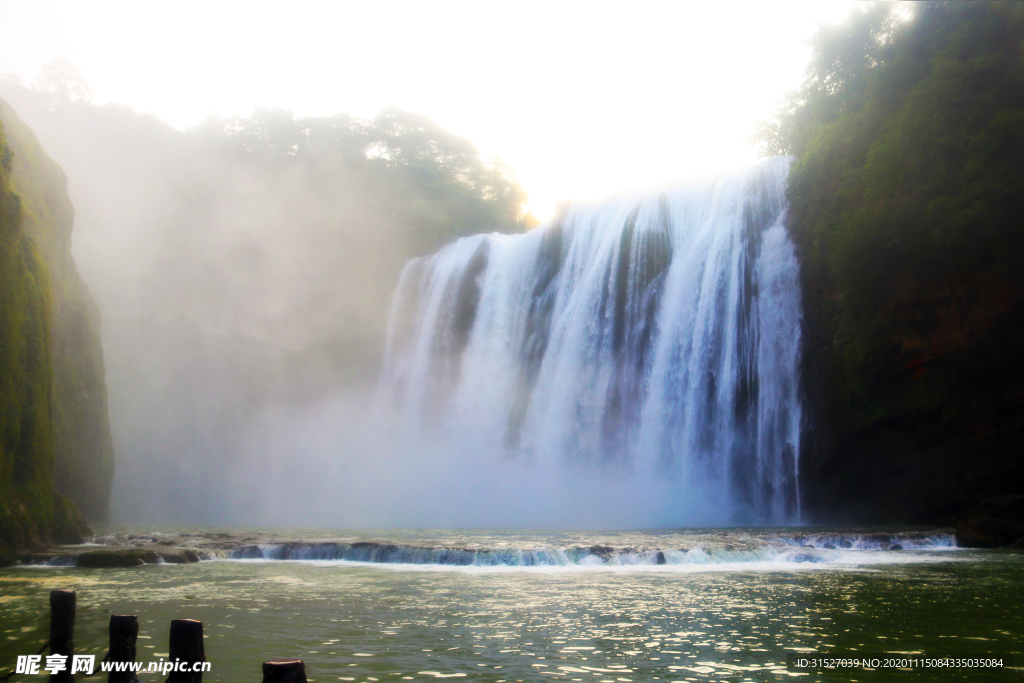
[797,247,1024,525]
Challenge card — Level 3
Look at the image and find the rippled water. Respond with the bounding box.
[2,528,1022,682]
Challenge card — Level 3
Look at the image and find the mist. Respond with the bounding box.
[0,0,876,531]
[218,392,728,530]
[0,24,817,529]
[0,78,536,526]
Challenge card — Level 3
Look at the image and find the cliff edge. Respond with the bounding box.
[0,98,112,550]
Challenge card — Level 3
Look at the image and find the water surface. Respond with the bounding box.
[2,528,1021,682]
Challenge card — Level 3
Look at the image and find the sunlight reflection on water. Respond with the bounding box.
[1,530,1022,682]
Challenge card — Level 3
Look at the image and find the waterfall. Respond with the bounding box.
[378,157,802,524]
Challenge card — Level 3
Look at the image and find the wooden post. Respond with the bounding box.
[49,589,75,683]
[262,660,307,683]
[167,619,205,683]
[107,615,139,683]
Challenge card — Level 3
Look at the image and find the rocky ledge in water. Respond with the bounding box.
[0,527,985,568]
[0,530,243,567]
[955,516,1024,548]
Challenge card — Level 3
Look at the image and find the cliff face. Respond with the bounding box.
[0,98,113,532]
[774,3,1024,526]
[0,119,88,552]
[798,257,1024,525]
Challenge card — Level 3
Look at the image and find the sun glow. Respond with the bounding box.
[0,0,855,221]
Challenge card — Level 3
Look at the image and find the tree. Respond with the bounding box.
[33,59,94,108]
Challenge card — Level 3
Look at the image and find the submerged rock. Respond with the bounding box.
[78,549,159,567]
[159,550,202,564]
[955,516,1024,548]
[789,552,822,563]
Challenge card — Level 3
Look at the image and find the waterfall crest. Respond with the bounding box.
[379,157,802,523]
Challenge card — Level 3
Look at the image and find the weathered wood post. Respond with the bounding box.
[107,615,139,683]
[167,619,205,683]
[262,660,307,683]
[49,589,75,683]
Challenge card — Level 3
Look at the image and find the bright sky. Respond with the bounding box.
[0,0,857,221]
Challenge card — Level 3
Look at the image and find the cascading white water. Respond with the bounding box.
[378,157,802,524]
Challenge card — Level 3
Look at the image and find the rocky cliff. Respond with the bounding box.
[0,99,112,548]
[778,3,1024,529]
[798,257,1024,526]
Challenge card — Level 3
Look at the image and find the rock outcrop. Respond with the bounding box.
[797,268,1024,528]
[0,98,114,524]
[1,99,111,552]
[955,516,1024,549]
[781,4,1024,531]
[1,112,89,552]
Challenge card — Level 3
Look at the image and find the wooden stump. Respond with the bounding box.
[49,590,75,683]
[107,615,139,683]
[262,660,307,683]
[167,619,205,683]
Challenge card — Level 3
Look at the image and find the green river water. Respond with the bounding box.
[1,528,1021,682]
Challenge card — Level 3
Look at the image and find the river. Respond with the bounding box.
[2,527,1021,682]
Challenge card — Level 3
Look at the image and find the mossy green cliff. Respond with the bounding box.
[0,99,114,523]
[759,3,1024,524]
[0,99,110,550]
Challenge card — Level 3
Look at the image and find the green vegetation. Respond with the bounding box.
[0,99,114,524]
[0,79,535,521]
[0,120,88,553]
[757,2,1024,521]
[198,106,532,246]
[0,85,533,393]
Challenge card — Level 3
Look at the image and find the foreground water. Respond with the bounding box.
[2,528,1022,682]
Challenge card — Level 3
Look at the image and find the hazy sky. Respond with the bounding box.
[0,0,857,221]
